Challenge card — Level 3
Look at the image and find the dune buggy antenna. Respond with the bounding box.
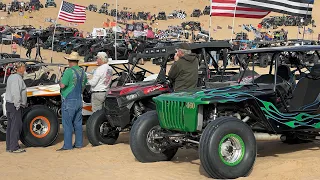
[50,1,63,63]
[251,53,254,84]
[114,0,118,60]
[302,2,311,41]
[273,53,278,92]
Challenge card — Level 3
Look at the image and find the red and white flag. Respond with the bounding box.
[58,1,86,23]
[211,0,270,19]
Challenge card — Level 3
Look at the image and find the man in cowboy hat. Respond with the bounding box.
[58,52,87,151]
[88,52,113,112]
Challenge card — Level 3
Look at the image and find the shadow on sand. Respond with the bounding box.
[257,140,320,157]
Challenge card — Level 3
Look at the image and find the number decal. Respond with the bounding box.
[185,102,195,109]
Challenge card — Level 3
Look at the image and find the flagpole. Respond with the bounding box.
[230,1,237,42]
[302,2,310,41]
[208,14,212,41]
[208,0,212,41]
[114,0,118,60]
[50,0,63,63]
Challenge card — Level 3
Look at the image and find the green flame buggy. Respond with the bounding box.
[129,45,320,179]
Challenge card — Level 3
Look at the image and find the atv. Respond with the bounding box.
[181,21,201,31]
[235,32,248,40]
[190,9,202,17]
[87,4,97,12]
[53,38,73,52]
[98,3,108,14]
[86,41,259,146]
[0,2,6,12]
[287,40,320,65]
[65,37,86,54]
[74,38,99,56]
[45,0,56,8]
[157,12,167,20]
[129,45,320,179]
[29,0,43,10]
[203,6,210,15]
[250,40,286,68]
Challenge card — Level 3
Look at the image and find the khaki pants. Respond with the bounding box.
[91,92,107,113]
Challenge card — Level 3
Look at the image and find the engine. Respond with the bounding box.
[28,96,62,118]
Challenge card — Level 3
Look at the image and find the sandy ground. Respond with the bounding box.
[0,45,317,180]
[0,0,320,179]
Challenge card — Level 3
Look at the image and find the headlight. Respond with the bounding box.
[126,93,138,100]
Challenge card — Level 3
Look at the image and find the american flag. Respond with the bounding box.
[237,0,314,18]
[211,0,270,19]
[58,1,86,23]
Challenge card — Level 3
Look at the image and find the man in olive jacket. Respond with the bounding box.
[168,48,198,91]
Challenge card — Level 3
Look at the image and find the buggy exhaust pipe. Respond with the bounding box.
[254,133,281,141]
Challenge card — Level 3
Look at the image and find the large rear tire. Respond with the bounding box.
[21,105,59,147]
[130,110,178,162]
[86,110,119,146]
[199,116,256,179]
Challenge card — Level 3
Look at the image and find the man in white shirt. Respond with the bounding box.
[88,52,113,112]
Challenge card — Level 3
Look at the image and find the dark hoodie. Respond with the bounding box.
[168,53,199,91]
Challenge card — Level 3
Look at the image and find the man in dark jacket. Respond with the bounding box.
[168,48,198,91]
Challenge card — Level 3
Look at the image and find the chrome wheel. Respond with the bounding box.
[219,134,245,166]
[99,122,118,138]
[146,125,163,153]
[31,118,49,136]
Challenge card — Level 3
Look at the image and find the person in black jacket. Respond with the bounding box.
[25,43,32,59]
[35,42,42,61]
[136,40,145,65]
[168,48,199,91]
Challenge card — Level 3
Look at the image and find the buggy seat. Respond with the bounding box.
[288,64,320,111]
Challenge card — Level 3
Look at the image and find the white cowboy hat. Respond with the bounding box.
[64,51,81,61]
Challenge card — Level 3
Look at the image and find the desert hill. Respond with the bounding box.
[0,0,318,40]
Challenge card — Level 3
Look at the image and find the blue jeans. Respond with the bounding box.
[62,98,83,149]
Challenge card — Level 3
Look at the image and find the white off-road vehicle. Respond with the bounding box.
[0,59,157,147]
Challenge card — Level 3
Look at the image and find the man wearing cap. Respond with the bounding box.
[168,47,198,91]
[88,52,113,112]
[58,52,87,151]
[5,62,27,153]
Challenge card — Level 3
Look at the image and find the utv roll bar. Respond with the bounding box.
[229,45,320,91]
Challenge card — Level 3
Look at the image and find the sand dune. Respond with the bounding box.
[0,0,318,40]
[0,0,320,180]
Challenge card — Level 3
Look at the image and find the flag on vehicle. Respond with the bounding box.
[237,0,314,17]
[58,1,86,23]
[211,0,270,18]
[217,26,222,29]
[228,25,233,29]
